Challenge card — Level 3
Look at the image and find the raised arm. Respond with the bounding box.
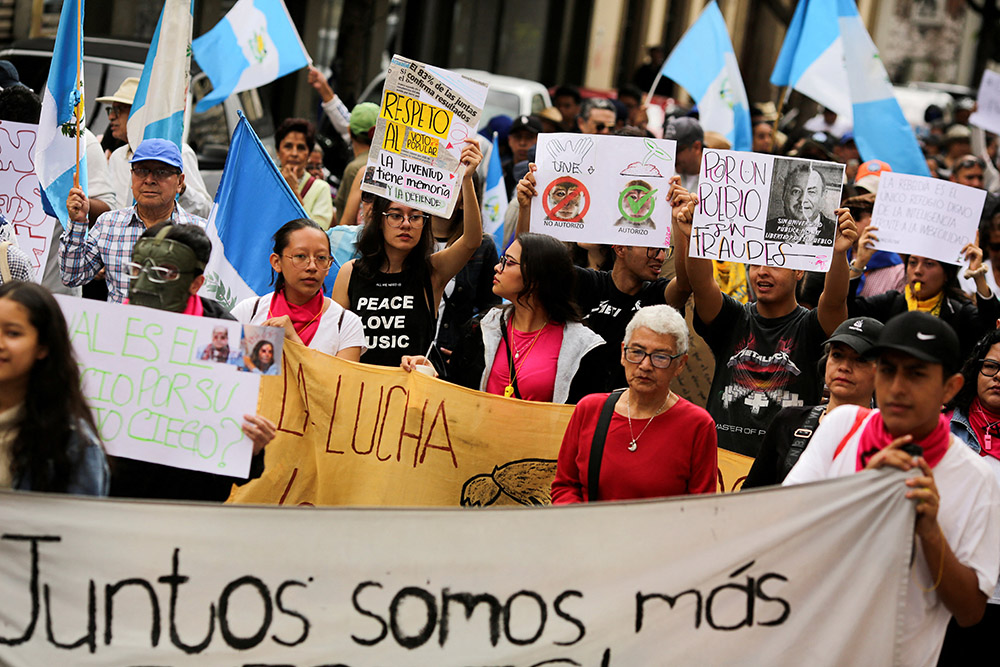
[429,140,484,289]
[816,208,857,336]
[514,163,537,238]
[674,190,724,325]
[664,176,694,309]
[60,187,105,287]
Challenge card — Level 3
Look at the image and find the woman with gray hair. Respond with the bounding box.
[551,305,717,502]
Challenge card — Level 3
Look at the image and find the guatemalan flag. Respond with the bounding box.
[482,134,509,251]
[192,0,310,113]
[127,0,192,151]
[658,1,751,152]
[200,112,335,311]
[771,0,929,176]
[36,0,87,229]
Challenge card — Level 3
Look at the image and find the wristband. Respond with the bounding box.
[964,265,988,279]
[849,260,866,273]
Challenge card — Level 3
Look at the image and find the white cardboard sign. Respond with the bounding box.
[970,69,1000,135]
[870,172,986,265]
[690,149,845,272]
[530,133,677,248]
[56,295,262,476]
[0,120,57,282]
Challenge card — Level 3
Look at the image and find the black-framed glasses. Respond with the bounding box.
[499,254,520,271]
[623,346,683,369]
[105,104,130,118]
[979,359,1000,378]
[124,261,191,283]
[131,166,181,180]
[646,247,674,260]
[382,211,428,228]
[283,253,333,269]
[594,122,609,132]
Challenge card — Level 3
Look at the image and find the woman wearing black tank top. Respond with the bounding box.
[333,140,483,366]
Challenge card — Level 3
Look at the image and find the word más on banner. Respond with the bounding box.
[970,69,1000,135]
[0,120,57,281]
[690,149,845,272]
[360,55,489,218]
[870,172,986,264]
[0,470,912,664]
[233,341,751,507]
[529,133,677,248]
[55,295,264,476]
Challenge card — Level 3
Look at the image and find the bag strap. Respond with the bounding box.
[780,404,827,479]
[499,311,521,400]
[0,242,11,283]
[833,408,872,460]
[421,270,437,325]
[587,389,626,502]
[250,295,263,320]
[301,175,318,198]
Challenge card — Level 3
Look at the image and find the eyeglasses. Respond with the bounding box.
[979,359,1000,378]
[105,104,130,118]
[646,247,674,260]
[132,166,181,180]
[125,261,192,283]
[383,211,428,228]
[593,122,609,132]
[955,157,985,172]
[283,253,333,269]
[499,254,520,271]
[623,346,683,369]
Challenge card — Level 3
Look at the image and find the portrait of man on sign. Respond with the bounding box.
[764,160,840,247]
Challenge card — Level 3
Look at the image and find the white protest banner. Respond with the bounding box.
[0,470,912,664]
[530,133,677,248]
[870,172,986,264]
[690,149,845,272]
[361,55,489,219]
[0,120,57,282]
[970,69,1000,135]
[55,295,261,476]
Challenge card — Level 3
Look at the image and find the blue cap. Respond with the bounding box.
[129,138,183,171]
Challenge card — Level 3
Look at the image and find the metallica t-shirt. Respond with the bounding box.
[575,268,669,392]
[694,294,826,457]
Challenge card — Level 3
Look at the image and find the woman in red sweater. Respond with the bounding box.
[551,304,718,503]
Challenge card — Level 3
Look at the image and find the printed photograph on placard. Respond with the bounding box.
[238,324,285,376]
[199,323,244,366]
[530,133,677,248]
[764,158,843,248]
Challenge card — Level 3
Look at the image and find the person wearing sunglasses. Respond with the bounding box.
[942,327,1000,661]
[577,97,616,135]
[333,140,483,367]
[115,222,276,501]
[233,219,364,361]
[62,138,205,304]
[551,305,717,503]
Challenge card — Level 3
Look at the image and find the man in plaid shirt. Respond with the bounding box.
[60,138,206,303]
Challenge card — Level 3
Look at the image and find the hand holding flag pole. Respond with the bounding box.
[73,0,81,189]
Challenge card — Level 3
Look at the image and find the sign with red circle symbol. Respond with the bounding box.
[541,176,591,223]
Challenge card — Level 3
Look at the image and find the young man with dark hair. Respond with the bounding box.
[784,312,1000,666]
[553,85,581,132]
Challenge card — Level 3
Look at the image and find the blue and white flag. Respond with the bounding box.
[482,134,509,251]
[192,0,310,113]
[838,0,929,176]
[200,113,329,311]
[35,0,87,229]
[769,0,852,120]
[657,1,751,152]
[127,0,192,152]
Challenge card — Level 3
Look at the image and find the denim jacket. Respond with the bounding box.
[949,408,982,455]
[14,424,110,496]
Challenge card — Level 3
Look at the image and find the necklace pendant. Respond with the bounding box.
[514,352,519,359]
[628,440,638,452]
[987,432,993,451]
[503,385,514,398]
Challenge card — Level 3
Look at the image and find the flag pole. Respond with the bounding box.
[772,86,790,138]
[73,0,81,189]
[646,72,664,103]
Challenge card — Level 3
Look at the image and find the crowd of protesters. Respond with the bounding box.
[1,53,1000,665]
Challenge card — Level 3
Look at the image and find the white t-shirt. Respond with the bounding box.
[231,292,366,357]
[785,405,1000,667]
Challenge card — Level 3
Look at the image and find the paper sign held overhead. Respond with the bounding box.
[361,55,489,219]
[689,149,845,272]
[529,133,677,248]
[870,172,986,265]
[55,296,268,476]
[970,70,1000,135]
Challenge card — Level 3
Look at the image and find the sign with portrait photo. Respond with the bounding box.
[690,150,845,272]
[361,55,489,219]
[529,133,677,248]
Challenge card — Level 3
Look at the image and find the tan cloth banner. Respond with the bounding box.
[232,342,752,506]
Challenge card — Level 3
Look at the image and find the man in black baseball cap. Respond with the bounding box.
[785,311,1000,665]
[505,115,542,199]
[744,316,884,488]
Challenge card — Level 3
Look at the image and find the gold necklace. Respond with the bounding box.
[625,389,673,452]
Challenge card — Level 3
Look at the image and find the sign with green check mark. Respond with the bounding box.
[618,184,658,223]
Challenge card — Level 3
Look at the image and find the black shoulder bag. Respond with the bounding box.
[587,389,626,502]
[779,404,826,481]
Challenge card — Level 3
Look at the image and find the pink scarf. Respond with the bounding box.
[269,289,323,346]
[182,294,203,316]
[967,398,1000,461]
[855,411,951,471]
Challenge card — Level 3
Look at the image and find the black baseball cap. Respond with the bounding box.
[510,115,542,135]
[824,317,884,356]
[869,312,961,373]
